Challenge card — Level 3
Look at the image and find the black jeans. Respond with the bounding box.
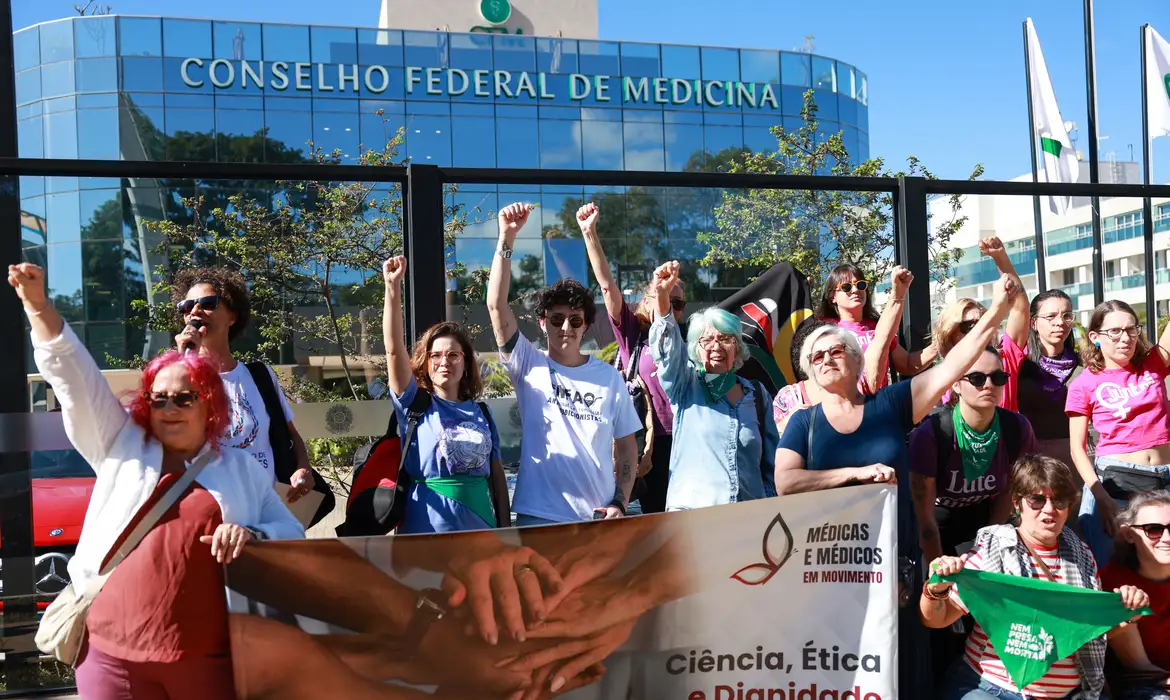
[636,434,672,514]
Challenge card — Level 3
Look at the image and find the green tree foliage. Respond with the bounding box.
[698,90,983,291]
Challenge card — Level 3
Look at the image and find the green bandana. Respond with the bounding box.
[698,369,738,404]
[929,568,1151,690]
[953,404,1000,482]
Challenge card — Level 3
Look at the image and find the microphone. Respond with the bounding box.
[182,318,204,354]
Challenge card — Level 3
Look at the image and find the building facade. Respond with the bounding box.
[14,15,870,364]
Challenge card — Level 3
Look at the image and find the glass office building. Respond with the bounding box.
[14,15,870,363]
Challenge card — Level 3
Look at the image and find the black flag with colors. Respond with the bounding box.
[716,262,815,395]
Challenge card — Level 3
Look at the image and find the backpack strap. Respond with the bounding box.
[245,362,296,484]
[476,401,497,458]
[396,390,433,488]
[616,337,645,384]
[806,404,818,472]
[930,409,955,470]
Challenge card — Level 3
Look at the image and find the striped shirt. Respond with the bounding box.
[949,540,1098,698]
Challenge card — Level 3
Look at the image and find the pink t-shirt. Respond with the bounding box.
[822,317,893,390]
[1064,351,1170,455]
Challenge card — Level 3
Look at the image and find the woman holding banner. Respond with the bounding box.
[381,256,511,532]
[922,455,1150,700]
[10,263,303,700]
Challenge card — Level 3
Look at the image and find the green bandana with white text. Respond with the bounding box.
[953,404,1000,483]
[699,369,738,404]
[929,568,1151,690]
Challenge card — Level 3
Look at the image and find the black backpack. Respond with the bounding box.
[929,407,1023,468]
[245,362,337,529]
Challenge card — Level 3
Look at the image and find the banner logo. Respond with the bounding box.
[731,512,795,585]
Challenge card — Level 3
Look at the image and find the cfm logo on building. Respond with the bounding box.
[471,0,522,34]
[178,59,783,110]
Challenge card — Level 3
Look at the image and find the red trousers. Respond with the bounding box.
[75,641,235,700]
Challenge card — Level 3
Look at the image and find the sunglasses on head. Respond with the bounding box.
[670,298,686,311]
[958,319,979,334]
[836,280,868,294]
[809,344,848,366]
[146,390,200,410]
[962,370,1010,388]
[1023,493,1071,511]
[546,313,585,329]
[177,295,222,315]
[1132,522,1170,540]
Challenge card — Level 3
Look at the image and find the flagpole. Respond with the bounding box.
[1084,0,1105,305]
[1141,25,1158,328]
[1024,20,1048,293]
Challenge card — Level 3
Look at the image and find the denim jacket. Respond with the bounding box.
[649,313,778,510]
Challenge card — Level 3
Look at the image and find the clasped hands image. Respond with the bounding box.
[227,516,692,700]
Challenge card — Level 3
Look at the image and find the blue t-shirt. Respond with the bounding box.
[391,377,501,534]
[777,379,917,554]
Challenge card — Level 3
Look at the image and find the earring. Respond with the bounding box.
[1094,341,1101,347]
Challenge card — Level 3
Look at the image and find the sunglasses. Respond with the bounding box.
[177,295,222,315]
[1131,522,1170,541]
[670,298,686,311]
[836,280,868,294]
[1023,493,1071,511]
[809,344,848,366]
[962,370,1010,388]
[146,390,200,409]
[546,313,585,329]
[958,319,979,334]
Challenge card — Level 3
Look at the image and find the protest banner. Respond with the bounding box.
[224,484,897,700]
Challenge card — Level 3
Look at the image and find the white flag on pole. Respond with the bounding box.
[1146,26,1170,141]
[1026,18,1080,216]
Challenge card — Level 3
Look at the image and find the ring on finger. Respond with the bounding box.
[515,564,534,577]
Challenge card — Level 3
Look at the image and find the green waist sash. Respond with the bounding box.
[423,474,496,527]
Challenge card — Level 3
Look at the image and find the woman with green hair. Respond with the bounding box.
[648,261,779,510]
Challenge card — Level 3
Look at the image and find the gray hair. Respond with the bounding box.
[685,307,748,371]
[799,325,863,377]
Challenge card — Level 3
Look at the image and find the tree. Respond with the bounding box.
[698,90,982,293]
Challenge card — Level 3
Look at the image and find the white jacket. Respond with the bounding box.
[32,324,304,595]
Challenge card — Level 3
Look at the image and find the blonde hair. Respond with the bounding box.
[933,298,987,358]
[634,279,686,327]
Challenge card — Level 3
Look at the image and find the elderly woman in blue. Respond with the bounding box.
[383,257,511,533]
[648,261,779,509]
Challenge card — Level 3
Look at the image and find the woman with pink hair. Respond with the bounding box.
[10,263,302,700]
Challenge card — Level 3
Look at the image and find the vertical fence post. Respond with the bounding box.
[896,176,933,353]
[0,0,37,679]
[404,164,448,342]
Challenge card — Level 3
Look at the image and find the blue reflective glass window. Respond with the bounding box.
[18,117,43,158]
[743,115,778,155]
[453,102,494,116]
[214,109,264,161]
[163,58,212,94]
[217,96,263,110]
[406,114,451,165]
[314,111,360,163]
[452,191,498,238]
[665,123,703,171]
[264,109,313,161]
[44,110,78,158]
[15,27,38,71]
[360,108,406,153]
[263,24,310,63]
[83,242,124,322]
[404,31,447,68]
[312,26,357,64]
[119,18,161,57]
[813,89,838,121]
[838,95,858,128]
[75,17,115,58]
[780,86,808,117]
[857,101,868,132]
[704,124,743,155]
[213,22,262,61]
[48,241,84,322]
[44,96,76,113]
[623,121,664,171]
[539,119,581,169]
[578,41,619,76]
[77,108,118,161]
[662,45,699,80]
[701,47,739,81]
[858,132,869,160]
[452,115,496,167]
[17,68,41,105]
[494,34,535,72]
[163,19,211,58]
[841,125,860,166]
[537,38,577,74]
[119,100,165,161]
[620,42,660,78]
[123,239,146,318]
[41,60,75,98]
[839,63,856,100]
[40,20,74,63]
[495,117,539,168]
[165,108,215,161]
[357,29,403,66]
[812,57,836,92]
[22,176,46,198]
[79,189,125,239]
[856,72,868,107]
[781,52,811,87]
[76,58,117,93]
[581,120,622,170]
[78,93,117,108]
[17,102,42,119]
[46,192,81,244]
[449,33,493,71]
[166,94,213,108]
[47,176,79,194]
[22,196,47,246]
[740,50,779,84]
[121,58,163,92]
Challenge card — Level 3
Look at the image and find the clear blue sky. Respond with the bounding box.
[14,0,1170,182]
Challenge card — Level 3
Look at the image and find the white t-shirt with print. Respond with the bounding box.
[219,362,296,485]
[503,333,641,522]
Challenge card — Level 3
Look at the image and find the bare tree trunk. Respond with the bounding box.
[321,269,362,402]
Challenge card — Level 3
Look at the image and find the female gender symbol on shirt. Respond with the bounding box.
[1094,372,1158,419]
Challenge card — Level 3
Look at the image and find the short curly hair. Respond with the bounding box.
[170,267,252,341]
[534,279,596,328]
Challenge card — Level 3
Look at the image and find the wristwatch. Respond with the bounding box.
[497,243,513,259]
[402,588,447,657]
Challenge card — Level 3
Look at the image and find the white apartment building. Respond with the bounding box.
[932,160,1170,323]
